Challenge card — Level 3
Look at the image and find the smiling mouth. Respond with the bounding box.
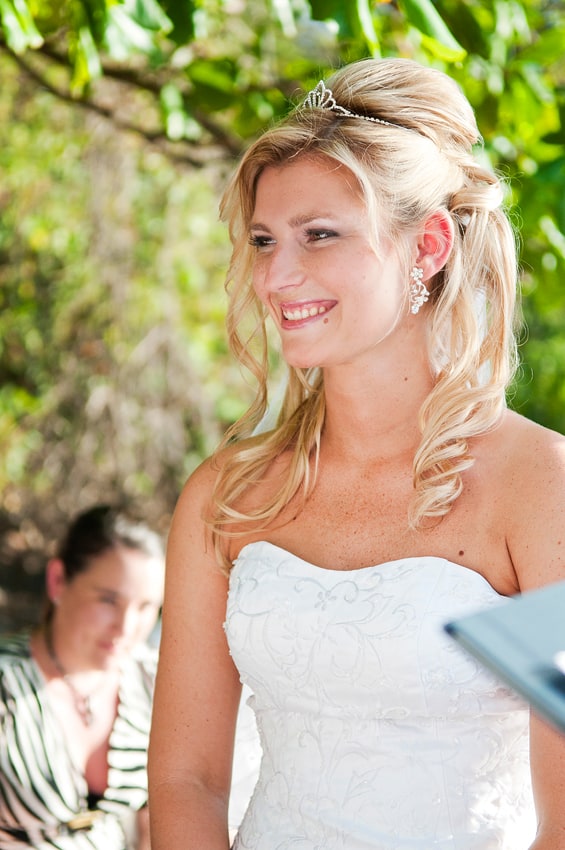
[281,304,329,321]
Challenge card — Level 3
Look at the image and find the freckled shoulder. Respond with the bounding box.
[179,434,295,559]
[497,409,565,495]
[496,409,565,591]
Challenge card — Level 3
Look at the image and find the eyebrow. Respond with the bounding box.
[94,585,121,597]
[94,585,161,606]
[249,212,337,231]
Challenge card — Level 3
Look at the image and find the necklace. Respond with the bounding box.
[44,625,95,727]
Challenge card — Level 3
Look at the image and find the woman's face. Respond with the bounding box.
[49,545,164,671]
[249,156,408,371]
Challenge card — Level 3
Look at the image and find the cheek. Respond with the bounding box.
[251,263,268,303]
[64,604,106,639]
[348,273,405,331]
[87,603,118,627]
[361,267,404,305]
[131,616,157,647]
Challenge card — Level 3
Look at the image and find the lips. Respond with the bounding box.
[280,301,336,323]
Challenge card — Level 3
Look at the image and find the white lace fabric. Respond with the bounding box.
[225,542,536,850]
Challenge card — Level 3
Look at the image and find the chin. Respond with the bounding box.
[283,352,320,370]
[97,647,123,670]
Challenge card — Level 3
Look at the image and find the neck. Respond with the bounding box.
[44,619,73,676]
[43,622,97,727]
[321,348,434,462]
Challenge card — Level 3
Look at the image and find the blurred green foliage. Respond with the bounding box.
[0,0,564,608]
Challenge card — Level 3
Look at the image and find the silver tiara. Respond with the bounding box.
[303,80,400,129]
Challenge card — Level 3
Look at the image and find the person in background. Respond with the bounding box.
[0,504,165,849]
[148,57,565,849]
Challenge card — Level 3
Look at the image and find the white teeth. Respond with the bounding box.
[282,305,327,321]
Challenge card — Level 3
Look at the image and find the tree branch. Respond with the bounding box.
[0,43,244,166]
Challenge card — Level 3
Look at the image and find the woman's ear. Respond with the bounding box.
[45,558,66,605]
[415,210,454,280]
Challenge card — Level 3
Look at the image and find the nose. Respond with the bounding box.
[255,241,305,294]
[112,604,142,644]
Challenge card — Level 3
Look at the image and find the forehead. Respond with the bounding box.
[252,156,364,215]
[71,545,164,601]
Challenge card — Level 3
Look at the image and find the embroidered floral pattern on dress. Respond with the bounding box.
[225,542,536,850]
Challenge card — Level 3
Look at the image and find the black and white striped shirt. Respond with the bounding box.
[0,634,156,849]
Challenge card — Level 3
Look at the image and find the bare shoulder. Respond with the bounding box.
[170,433,281,562]
[173,438,257,524]
[173,452,223,518]
[494,410,565,591]
[496,409,565,484]
[474,409,565,506]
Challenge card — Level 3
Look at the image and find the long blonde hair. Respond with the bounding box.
[211,57,519,570]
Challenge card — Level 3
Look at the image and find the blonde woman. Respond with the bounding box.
[148,58,565,850]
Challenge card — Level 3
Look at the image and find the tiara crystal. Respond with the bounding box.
[303,80,399,128]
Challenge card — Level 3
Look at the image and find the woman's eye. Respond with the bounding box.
[306,229,338,242]
[248,234,275,249]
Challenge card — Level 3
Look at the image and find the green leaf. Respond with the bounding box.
[269,0,296,37]
[127,0,173,32]
[400,0,466,61]
[161,82,187,140]
[355,0,379,54]
[12,0,43,45]
[518,24,565,65]
[79,0,108,44]
[0,0,27,52]
[187,60,236,95]
[159,0,195,42]
[106,5,159,53]
[434,1,486,56]
[71,24,102,92]
[310,0,379,52]
[0,0,43,52]
[420,32,466,62]
[539,215,565,261]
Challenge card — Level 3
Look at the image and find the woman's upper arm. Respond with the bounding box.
[528,714,565,850]
[507,426,565,592]
[148,458,242,833]
[506,425,565,848]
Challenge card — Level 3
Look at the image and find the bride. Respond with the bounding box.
[148,57,565,850]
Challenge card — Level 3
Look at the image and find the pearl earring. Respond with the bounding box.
[409,267,429,315]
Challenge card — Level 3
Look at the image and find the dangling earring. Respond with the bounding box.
[409,267,429,315]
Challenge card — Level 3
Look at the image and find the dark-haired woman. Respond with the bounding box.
[0,505,165,849]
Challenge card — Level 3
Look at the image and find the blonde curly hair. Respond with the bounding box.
[210,57,519,571]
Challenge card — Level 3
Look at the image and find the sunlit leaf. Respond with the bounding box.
[0,0,27,52]
[356,0,379,53]
[0,0,42,51]
[12,0,43,45]
[400,0,466,61]
[270,0,296,37]
[161,82,189,140]
[128,0,173,31]
[106,4,159,52]
[71,25,102,91]
[420,32,466,62]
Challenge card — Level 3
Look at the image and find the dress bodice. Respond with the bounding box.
[225,541,536,850]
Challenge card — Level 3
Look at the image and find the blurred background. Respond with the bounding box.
[1,0,564,629]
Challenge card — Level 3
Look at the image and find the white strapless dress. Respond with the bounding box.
[225,541,536,850]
